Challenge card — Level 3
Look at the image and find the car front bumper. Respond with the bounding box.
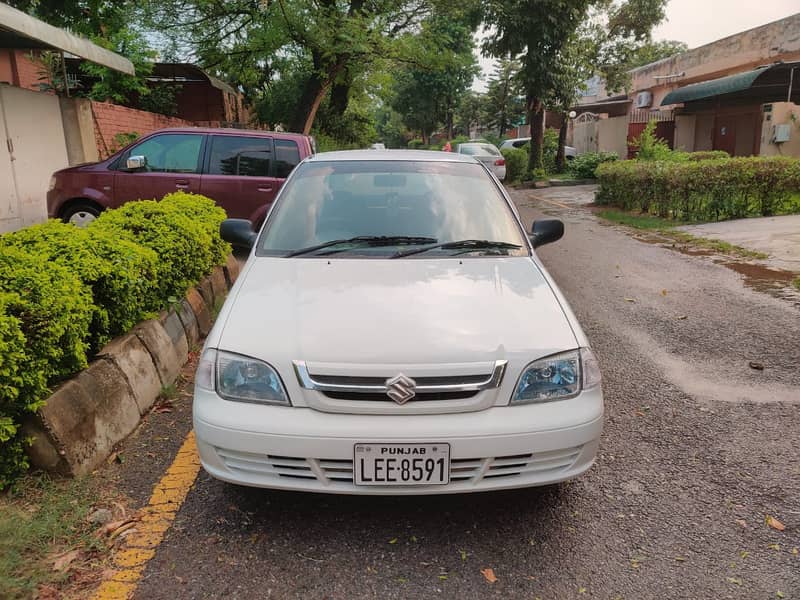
[194,387,603,495]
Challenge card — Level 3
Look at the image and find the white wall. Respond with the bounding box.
[0,85,69,232]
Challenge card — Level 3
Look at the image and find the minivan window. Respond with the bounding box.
[128,134,203,173]
[209,136,272,177]
[274,139,301,178]
[258,160,528,257]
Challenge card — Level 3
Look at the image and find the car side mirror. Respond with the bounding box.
[529,219,564,248]
[220,219,258,250]
[125,155,147,171]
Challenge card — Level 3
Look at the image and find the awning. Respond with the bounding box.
[0,3,134,75]
[660,66,770,106]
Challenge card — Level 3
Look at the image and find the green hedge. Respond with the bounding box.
[0,192,229,488]
[90,192,229,301]
[0,222,160,353]
[568,152,618,179]
[500,148,528,183]
[596,156,800,221]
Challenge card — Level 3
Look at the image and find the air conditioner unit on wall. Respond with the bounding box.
[772,123,791,143]
[635,91,652,109]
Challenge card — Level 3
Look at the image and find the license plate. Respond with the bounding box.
[354,444,450,486]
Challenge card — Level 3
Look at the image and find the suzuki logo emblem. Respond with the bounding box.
[385,374,417,404]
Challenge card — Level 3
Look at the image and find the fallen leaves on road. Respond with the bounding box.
[661,289,667,296]
[624,297,636,303]
[677,315,687,320]
[578,587,587,594]
[749,361,765,371]
[481,568,497,583]
[766,515,785,531]
[768,544,781,551]
[735,519,747,528]
[792,547,798,555]
[97,517,138,538]
[52,550,80,572]
[460,549,467,562]
[388,538,398,544]
[726,577,743,586]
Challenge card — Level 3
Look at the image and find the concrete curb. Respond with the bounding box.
[25,257,238,476]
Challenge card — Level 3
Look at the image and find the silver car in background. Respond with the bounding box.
[499,137,577,160]
[455,142,506,181]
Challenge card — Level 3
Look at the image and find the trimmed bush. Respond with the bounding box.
[501,148,528,183]
[568,151,619,179]
[687,150,730,161]
[0,221,160,352]
[407,139,426,149]
[596,156,800,221]
[90,193,230,301]
[0,252,93,489]
[0,191,229,487]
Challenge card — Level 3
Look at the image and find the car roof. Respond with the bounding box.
[143,127,310,141]
[307,149,478,163]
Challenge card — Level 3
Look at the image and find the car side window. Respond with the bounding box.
[128,134,203,173]
[512,140,527,148]
[273,139,301,179]
[209,136,272,177]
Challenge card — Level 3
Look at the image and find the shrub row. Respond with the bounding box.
[567,152,619,179]
[596,156,800,221]
[0,192,230,488]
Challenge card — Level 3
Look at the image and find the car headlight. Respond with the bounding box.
[511,348,601,404]
[48,175,57,191]
[196,348,290,405]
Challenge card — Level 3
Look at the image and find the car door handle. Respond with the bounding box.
[175,179,189,189]
[257,186,273,193]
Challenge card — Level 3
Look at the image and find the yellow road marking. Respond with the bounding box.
[92,431,200,600]
[535,196,573,210]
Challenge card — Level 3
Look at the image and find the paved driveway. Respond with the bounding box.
[102,185,799,600]
[678,215,800,272]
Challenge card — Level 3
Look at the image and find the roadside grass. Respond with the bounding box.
[0,475,110,598]
[793,276,800,290]
[597,209,769,260]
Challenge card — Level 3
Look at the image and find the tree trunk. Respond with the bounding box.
[526,95,544,175]
[555,114,568,173]
[329,68,352,118]
[290,69,326,133]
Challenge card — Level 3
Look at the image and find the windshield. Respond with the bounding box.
[256,160,528,258]
[459,144,500,156]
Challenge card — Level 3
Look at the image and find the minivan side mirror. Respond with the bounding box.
[125,155,147,170]
[529,219,564,248]
[220,219,258,250]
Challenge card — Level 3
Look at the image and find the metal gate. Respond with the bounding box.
[0,86,69,232]
[627,109,675,159]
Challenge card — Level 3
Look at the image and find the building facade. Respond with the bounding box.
[572,12,800,158]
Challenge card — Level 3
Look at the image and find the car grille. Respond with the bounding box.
[292,360,508,410]
[322,390,479,402]
[215,446,583,485]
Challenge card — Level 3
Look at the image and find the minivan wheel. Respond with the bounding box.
[62,201,102,227]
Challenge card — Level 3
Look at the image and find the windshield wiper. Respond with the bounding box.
[391,239,522,258]
[285,236,437,257]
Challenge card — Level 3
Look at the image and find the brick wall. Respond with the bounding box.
[91,101,199,158]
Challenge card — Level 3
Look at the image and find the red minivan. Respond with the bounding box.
[47,128,315,227]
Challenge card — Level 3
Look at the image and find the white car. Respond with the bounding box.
[500,137,577,159]
[369,142,386,150]
[195,150,603,495]
[455,142,506,181]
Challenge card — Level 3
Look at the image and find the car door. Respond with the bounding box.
[113,133,205,206]
[200,135,278,223]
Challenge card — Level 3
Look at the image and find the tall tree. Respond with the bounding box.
[391,9,479,142]
[483,58,525,137]
[482,0,668,173]
[145,0,442,134]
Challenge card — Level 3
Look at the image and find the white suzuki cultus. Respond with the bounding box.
[194,150,603,494]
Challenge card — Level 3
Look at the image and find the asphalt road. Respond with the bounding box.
[118,186,799,599]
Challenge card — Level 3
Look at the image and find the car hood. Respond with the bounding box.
[217,257,578,368]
